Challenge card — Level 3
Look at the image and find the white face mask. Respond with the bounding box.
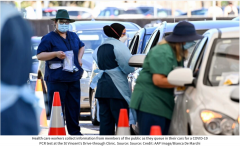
[119,35,127,43]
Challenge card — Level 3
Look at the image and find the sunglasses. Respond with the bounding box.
[122,32,126,35]
[59,20,70,25]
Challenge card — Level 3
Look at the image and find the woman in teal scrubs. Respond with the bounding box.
[130,21,203,135]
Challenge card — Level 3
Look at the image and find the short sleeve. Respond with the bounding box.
[37,36,52,55]
[148,48,173,76]
[79,40,85,48]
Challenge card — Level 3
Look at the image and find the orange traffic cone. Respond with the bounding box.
[150,125,162,135]
[116,109,130,135]
[48,92,66,135]
[35,79,48,128]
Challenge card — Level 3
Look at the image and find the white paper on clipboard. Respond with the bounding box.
[219,72,239,86]
[174,86,186,95]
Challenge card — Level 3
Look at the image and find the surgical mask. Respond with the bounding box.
[57,23,69,33]
[119,35,128,43]
[183,41,196,50]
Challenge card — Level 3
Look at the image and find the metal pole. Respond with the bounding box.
[154,1,157,17]
[212,1,216,21]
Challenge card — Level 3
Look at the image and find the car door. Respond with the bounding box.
[129,28,146,55]
[142,21,166,54]
[169,36,209,135]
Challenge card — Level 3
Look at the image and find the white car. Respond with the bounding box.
[167,27,239,135]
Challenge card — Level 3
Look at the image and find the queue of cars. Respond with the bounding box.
[87,20,239,135]
[129,26,239,135]
[30,19,239,135]
[128,25,239,135]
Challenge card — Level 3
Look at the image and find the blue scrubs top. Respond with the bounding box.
[37,31,85,82]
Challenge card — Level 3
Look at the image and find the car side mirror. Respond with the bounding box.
[230,86,239,102]
[167,68,194,86]
[128,54,146,67]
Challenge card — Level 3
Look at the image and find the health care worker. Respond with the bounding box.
[37,9,85,135]
[130,21,203,135]
[90,23,136,135]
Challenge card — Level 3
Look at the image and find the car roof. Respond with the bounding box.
[219,27,239,38]
[70,21,141,31]
[165,21,239,33]
[146,27,157,34]
[31,37,42,44]
[50,7,92,12]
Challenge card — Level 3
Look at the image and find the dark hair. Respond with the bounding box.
[103,23,125,39]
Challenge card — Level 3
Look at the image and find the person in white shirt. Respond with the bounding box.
[224,1,238,16]
[207,3,223,17]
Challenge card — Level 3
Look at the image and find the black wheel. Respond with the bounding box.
[90,89,100,126]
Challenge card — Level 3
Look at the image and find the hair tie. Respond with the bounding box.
[110,26,120,37]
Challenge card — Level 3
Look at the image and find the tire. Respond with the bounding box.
[90,89,100,126]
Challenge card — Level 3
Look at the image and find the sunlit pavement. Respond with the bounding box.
[39,112,99,135]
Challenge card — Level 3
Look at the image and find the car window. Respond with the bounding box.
[105,10,111,16]
[150,31,160,49]
[99,10,105,16]
[157,10,170,17]
[139,7,152,13]
[188,37,208,70]
[206,38,239,86]
[77,30,108,50]
[68,11,79,16]
[119,9,142,14]
[141,34,151,53]
[114,9,119,16]
[131,36,139,55]
[142,30,158,54]
[129,35,137,51]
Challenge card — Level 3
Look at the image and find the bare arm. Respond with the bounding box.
[152,74,176,88]
[37,51,65,61]
[78,46,85,66]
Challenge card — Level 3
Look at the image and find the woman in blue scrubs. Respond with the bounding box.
[37,9,85,135]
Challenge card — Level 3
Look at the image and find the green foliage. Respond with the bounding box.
[20,1,33,8]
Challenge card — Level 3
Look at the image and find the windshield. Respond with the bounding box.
[208,38,239,86]
[118,9,142,15]
[77,30,108,51]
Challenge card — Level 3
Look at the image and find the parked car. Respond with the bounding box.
[29,36,42,90]
[28,36,51,115]
[167,27,239,135]
[97,7,145,18]
[232,16,239,21]
[180,8,208,16]
[126,20,239,134]
[49,6,93,19]
[36,21,140,116]
[138,7,183,17]
[42,8,57,17]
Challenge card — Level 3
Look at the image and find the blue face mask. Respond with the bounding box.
[183,41,196,50]
[57,23,69,33]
